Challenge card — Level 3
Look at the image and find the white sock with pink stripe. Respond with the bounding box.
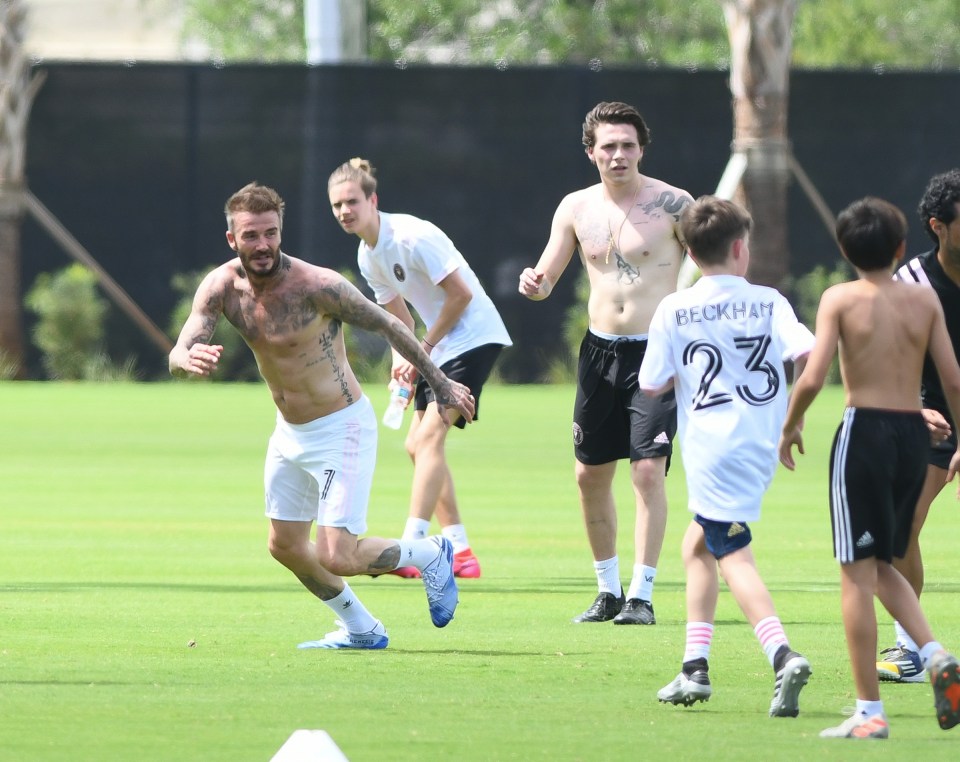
[754,615,789,666]
[683,621,714,664]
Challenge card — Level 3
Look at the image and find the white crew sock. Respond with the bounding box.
[626,564,656,601]
[894,621,919,653]
[441,523,470,553]
[919,640,944,670]
[855,699,885,719]
[594,556,622,596]
[323,583,378,633]
[396,537,444,570]
[402,517,431,541]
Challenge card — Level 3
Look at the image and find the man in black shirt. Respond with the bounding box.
[880,169,960,682]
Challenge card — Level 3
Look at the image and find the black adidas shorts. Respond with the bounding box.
[828,408,927,563]
[572,331,676,466]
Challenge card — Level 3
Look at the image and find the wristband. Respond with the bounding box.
[422,337,435,348]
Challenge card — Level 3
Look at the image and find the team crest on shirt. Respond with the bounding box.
[393,264,406,282]
[572,422,583,446]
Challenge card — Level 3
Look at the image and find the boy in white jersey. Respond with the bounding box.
[329,158,512,579]
[779,196,960,739]
[639,196,814,716]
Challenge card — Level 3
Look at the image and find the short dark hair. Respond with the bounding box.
[835,196,907,271]
[582,101,651,149]
[679,196,752,266]
[224,182,284,232]
[917,168,960,244]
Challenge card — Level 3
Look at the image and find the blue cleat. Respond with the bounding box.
[297,620,389,650]
[877,646,926,683]
[421,536,458,627]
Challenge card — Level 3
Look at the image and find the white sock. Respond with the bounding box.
[396,538,444,570]
[894,621,919,652]
[754,616,789,667]
[919,640,944,671]
[855,699,885,719]
[402,517,430,540]
[626,564,656,601]
[441,523,470,553]
[682,621,714,663]
[323,583,378,633]
[594,556,622,596]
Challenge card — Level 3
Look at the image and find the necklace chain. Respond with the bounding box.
[606,180,642,265]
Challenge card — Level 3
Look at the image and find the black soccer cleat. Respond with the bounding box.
[613,598,655,625]
[572,591,625,623]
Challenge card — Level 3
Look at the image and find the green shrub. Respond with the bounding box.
[25,264,138,380]
[785,260,852,384]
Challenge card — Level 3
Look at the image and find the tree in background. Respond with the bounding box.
[722,0,796,288]
[0,0,45,377]
[369,0,727,66]
[179,0,958,292]
[183,0,305,62]
[182,0,960,70]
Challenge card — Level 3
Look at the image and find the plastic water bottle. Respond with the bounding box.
[382,383,412,429]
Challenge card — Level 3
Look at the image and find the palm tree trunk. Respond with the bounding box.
[722,0,797,289]
[0,0,45,376]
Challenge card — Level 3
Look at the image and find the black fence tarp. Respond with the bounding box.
[18,63,960,380]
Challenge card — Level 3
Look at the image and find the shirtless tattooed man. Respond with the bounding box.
[170,182,475,649]
[519,101,695,625]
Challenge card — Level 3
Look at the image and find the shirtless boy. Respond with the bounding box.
[779,196,960,738]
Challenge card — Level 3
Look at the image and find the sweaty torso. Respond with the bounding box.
[570,178,690,335]
[837,280,934,410]
[218,258,363,423]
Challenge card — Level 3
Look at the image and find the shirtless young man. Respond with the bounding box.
[169,182,476,650]
[778,196,960,738]
[518,101,694,624]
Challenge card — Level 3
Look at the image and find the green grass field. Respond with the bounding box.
[2,381,960,761]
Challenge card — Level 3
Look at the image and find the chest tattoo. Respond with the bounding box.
[614,250,641,284]
[641,190,689,220]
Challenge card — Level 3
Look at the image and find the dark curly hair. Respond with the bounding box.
[918,168,960,244]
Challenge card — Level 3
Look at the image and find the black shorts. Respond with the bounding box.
[572,331,677,466]
[828,408,927,563]
[923,402,957,470]
[414,343,503,430]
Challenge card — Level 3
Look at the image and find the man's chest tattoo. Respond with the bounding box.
[230,293,318,340]
[640,190,689,220]
[614,251,641,284]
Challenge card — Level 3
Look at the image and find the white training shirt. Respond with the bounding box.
[639,274,815,522]
[358,212,512,367]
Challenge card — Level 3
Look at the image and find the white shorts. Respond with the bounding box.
[264,396,377,535]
